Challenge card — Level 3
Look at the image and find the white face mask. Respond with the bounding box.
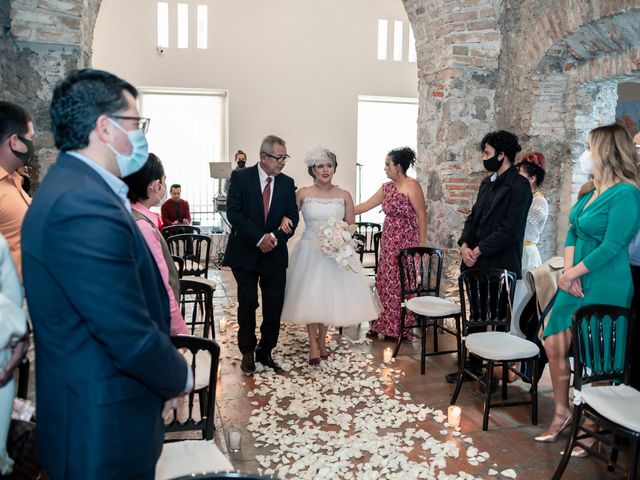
[579,150,594,175]
[152,181,167,206]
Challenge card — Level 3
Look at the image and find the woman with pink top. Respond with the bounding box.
[123,153,189,335]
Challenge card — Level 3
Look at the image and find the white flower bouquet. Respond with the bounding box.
[316,217,361,272]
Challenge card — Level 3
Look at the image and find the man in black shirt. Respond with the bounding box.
[445,130,532,386]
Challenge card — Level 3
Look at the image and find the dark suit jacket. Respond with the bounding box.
[458,165,533,278]
[22,153,188,480]
[223,164,298,271]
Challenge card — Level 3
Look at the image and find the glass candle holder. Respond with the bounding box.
[383,347,393,363]
[448,405,462,427]
[228,426,242,452]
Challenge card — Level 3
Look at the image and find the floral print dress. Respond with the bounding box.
[373,182,419,337]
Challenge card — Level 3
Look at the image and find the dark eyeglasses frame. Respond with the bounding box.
[262,152,290,163]
[111,115,151,134]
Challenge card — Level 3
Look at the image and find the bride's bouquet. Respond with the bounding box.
[316,217,362,272]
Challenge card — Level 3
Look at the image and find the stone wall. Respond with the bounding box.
[401,0,640,290]
[0,0,102,181]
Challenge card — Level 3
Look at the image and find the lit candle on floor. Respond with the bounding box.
[448,405,462,427]
[219,317,227,331]
[228,428,242,452]
[383,347,393,363]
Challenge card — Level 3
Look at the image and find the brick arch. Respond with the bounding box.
[513,2,640,75]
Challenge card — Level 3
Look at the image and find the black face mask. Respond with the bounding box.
[237,160,246,168]
[10,135,35,165]
[483,154,503,172]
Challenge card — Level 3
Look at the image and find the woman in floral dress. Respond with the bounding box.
[355,147,427,340]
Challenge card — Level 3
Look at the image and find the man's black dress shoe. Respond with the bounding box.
[240,352,255,375]
[255,352,283,374]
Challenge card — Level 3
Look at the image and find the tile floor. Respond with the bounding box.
[208,267,634,480]
[21,266,635,479]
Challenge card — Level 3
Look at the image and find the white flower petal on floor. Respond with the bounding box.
[217,311,516,479]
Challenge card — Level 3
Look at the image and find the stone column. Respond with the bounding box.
[404,0,503,287]
[1,0,102,182]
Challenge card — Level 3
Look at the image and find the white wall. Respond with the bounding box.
[92,0,417,194]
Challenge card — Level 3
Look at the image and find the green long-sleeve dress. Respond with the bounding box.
[543,182,640,338]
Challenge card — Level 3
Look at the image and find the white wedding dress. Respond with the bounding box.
[281,197,380,327]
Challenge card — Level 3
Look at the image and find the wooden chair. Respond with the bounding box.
[180,278,215,339]
[155,335,231,480]
[553,305,638,479]
[161,224,201,241]
[172,256,184,279]
[393,248,461,375]
[450,268,539,431]
[355,222,381,275]
[166,234,212,279]
[372,231,381,274]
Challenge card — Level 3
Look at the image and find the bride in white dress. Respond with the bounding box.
[279,148,379,364]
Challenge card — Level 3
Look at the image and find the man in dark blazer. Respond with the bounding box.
[446,130,532,384]
[21,69,191,480]
[223,135,298,375]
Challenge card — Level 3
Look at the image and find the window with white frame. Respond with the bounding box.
[139,89,227,228]
[356,96,418,225]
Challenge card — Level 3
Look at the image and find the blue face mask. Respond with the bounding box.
[107,118,149,177]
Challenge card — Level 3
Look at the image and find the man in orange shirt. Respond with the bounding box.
[0,102,34,279]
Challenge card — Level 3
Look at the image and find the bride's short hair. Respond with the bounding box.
[305,147,338,178]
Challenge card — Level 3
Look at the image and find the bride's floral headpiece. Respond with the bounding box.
[304,147,332,168]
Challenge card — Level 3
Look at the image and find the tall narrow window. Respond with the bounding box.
[197,5,208,49]
[157,2,169,48]
[408,25,416,63]
[393,20,403,61]
[177,3,189,49]
[377,19,388,61]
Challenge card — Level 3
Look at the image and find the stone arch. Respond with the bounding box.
[497,6,640,256]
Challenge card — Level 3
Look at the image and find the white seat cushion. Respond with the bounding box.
[181,349,213,390]
[465,331,539,361]
[406,296,460,317]
[581,384,640,432]
[155,439,233,480]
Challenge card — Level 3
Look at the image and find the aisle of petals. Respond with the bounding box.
[217,302,518,480]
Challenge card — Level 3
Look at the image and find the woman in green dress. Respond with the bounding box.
[536,124,640,449]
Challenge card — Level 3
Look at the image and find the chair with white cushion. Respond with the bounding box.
[553,305,638,479]
[393,248,461,375]
[156,335,231,480]
[450,268,539,431]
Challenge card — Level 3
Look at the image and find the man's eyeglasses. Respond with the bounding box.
[635,143,640,151]
[263,152,290,163]
[111,116,151,134]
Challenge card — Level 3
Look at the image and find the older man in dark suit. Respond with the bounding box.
[223,135,298,375]
[22,69,191,480]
